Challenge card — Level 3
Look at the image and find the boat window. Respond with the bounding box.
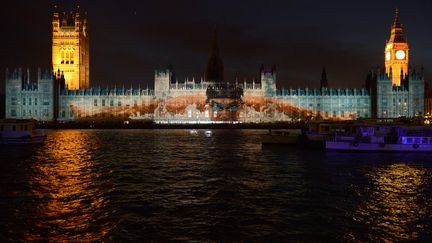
[414,138,421,144]
[12,125,16,131]
[422,138,428,144]
[24,125,28,131]
[407,137,413,144]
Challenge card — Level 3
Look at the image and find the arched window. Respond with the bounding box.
[66,50,69,64]
[70,51,74,64]
[61,50,64,64]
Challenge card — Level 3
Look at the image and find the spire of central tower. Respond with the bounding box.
[320,67,328,88]
[389,8,406,43]
[205,29,224,83]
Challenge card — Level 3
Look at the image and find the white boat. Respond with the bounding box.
[261,129,302,145]
[325,124,432,152]
[0,119,46,144]
[303,121,355,148]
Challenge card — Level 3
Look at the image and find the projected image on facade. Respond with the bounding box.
[4,8,425,124]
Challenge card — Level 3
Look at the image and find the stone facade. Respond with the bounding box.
[5,66,374,123]
[374,69,424,118]
[3,8,426,123]
[5,69,55,121]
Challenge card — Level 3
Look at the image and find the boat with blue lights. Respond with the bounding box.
[325,123,432,152]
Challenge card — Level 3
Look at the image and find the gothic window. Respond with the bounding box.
[94,99,98,106]
[66,51,69,64]
[61,50,65,64]
[23,98,26,105]
[35,98,37,106]
[71,51,74,64]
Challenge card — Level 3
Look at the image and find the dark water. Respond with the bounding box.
[0,129,432,242]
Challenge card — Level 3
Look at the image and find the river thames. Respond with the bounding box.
[0,129,431,241]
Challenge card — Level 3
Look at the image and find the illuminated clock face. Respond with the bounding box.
[386,52,391,61]
[395,50,406,60]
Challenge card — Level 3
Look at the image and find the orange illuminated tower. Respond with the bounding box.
[384,9,409,86]
[52,6,90,90]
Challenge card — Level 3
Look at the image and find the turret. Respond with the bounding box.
[52,5,60,32]
[154,65,174,98]
[408,68,425,116]
[260,65,277,97]
[5,68,24,119]
[74,6,81,32]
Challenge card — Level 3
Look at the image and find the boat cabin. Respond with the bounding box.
[0,119,36,133]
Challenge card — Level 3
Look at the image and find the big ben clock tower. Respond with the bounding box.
[384,9,409,86]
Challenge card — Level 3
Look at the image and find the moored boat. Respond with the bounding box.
[261,129,302,145]
[325,123,432,152]
[302,121,356,148]
[0,119,46,144]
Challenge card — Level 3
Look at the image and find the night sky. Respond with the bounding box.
[1,0,432,90]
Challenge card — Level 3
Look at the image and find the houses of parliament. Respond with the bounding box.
[4,7,427,123]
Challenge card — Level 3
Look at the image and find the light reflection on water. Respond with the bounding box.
[350,163,430,242]
[25,130,112,241]
[0,129,431,241]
